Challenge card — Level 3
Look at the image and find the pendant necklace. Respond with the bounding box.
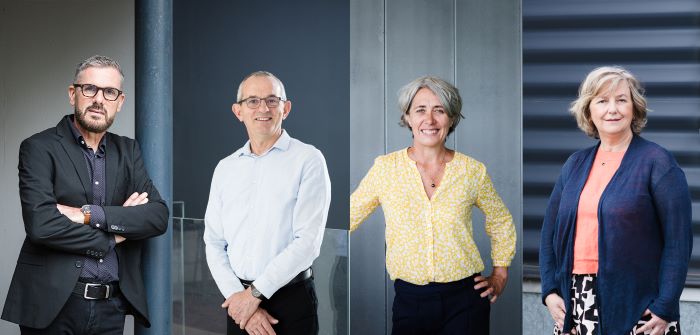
[417,150,446,188]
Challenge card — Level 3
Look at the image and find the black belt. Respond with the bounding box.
[73,281,120,300]
[240,268,313,289]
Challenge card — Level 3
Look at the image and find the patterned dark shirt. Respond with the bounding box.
[68,116,119,283]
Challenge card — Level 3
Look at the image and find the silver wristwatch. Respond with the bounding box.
[250,284,265,300]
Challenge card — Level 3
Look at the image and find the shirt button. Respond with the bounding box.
[96,224,100,228]
[95,181,99,185]
[99,259,103,263]
[75,261,82,268]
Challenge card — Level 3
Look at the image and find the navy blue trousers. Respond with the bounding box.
[392,274,490,335]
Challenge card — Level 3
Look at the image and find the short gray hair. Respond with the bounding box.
[570,66,649,138]
[74,55,124,83]
[236,71,287,102]
[398,76,464,135]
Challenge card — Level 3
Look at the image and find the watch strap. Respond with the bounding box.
[250,284,266,300]
[81,205,91,225]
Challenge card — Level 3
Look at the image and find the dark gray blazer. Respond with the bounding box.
[2,115,169,328]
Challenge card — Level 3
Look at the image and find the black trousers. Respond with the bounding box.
[227,279,318,335]
[19,292,127,335]
[392,275,490,335]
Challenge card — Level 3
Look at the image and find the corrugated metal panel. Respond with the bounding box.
[523,0,700,286]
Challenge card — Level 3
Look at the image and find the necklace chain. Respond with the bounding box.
[415,149,447,188]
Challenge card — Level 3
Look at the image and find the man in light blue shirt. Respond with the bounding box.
[204,71,331,335]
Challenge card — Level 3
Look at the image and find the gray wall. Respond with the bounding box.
[522,0,700,282]
[350,0,522,333]
[172,0,349,230]
[522,0,700,332]
[0,1,135,334]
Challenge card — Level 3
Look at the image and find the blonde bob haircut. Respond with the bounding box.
[569,66,649,139]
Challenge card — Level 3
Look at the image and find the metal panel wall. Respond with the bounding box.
[350,0,387,333]
[456,1,523,334]
[522,0,700,286]
[351,0,522,333]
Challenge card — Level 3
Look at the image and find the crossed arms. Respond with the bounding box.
[19,137,168,258]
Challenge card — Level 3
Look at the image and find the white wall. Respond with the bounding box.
[0,0,134,333]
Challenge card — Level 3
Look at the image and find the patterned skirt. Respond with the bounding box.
[553,274,680,335]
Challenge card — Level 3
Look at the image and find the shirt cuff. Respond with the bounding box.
[492,259,512,267]
[89,205,107,231]
[251,278,276,299]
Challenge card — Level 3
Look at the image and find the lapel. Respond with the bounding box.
[105,134,119,205]
[56,117,92,202]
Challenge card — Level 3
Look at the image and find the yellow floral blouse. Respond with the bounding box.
[350,148,516,285]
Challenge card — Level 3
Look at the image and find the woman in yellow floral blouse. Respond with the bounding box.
[350,76,516,334]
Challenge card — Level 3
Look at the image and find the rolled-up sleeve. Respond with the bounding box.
[475,167,516,267]
[350,157,384,233]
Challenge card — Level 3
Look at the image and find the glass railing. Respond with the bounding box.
[172,215,349,335]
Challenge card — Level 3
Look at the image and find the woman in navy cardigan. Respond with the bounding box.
[539,66,692,335]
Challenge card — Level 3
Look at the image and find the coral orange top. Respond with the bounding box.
[572,149,625,274]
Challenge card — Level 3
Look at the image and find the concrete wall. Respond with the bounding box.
[0,1,135,333]
[350,0,522,333]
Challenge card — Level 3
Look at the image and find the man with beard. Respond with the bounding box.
[2,55,169,334]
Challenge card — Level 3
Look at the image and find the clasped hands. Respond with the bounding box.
[223,287,279,335]
[473,266,508,303]
[545,293,668,335]
[56,192,148,244]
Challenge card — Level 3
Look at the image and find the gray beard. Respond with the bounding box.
[74,106,114,133]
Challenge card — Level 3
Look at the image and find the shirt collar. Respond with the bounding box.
[238,130,291,157]
[68,115,107,153]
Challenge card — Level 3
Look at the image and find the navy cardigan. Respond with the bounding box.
[539,135,692,334]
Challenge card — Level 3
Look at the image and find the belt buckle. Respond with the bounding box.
[83,283,109,300]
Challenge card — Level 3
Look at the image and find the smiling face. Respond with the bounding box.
[588,81,634,139]
[69,66,124,133]
[232,75,291,141]
[404,88,451,148]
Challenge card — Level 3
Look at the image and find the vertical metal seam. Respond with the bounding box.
[453,0,457,85]
[453,0,458,151]
[384,0,388,156]
[382,0,388,333]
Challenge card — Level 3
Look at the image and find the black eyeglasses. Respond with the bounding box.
[237,96,286,109]
[73,84,123,101]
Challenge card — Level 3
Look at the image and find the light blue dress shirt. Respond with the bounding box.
[204,130,331,299]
